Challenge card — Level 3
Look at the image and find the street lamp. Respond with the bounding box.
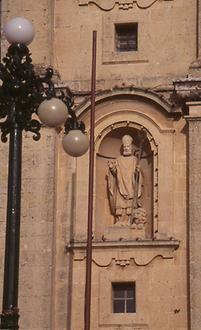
[0,17,89,329]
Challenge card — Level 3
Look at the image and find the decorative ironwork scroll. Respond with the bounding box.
[0,43,85,143]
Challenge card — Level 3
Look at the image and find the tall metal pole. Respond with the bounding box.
[1,104,22,330]
[84,31,97,330]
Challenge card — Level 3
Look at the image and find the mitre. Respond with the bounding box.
[122,135,133,145]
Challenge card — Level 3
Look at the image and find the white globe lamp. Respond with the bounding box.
[4,17,35,45]
[62,130,89,157]
[37,98,68,127]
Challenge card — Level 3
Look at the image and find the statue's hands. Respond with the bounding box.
[108,160,114,168]
[136,164,141,171]
[108,160,117,173]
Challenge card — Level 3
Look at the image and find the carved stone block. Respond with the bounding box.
[104,226,146,240]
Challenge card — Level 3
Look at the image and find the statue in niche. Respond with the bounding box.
[107,133,147,228]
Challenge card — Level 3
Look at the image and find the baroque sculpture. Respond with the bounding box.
[107,134,147,228]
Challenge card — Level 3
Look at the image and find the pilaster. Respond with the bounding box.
[198,0,201,57]
[185,101,201,330]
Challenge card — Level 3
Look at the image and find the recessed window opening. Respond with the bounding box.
[115,23,138,52]
[112,282,136,313]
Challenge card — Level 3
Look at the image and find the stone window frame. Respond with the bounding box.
[99,269,150,328]
[102,13,149,65]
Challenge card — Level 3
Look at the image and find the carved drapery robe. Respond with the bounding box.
[107,155,142,219]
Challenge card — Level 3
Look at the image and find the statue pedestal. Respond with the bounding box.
[103,225,146,241]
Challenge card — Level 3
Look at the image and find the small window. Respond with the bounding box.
[112,282,136,313]
[115,23,138,52]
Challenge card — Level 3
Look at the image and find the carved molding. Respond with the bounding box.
[79,0,173,11]
[74,254,174,267]
[173,78,201,107]
[75,87,176,117]
[68,239,180,267]
[67,239,180,249]
[94,254,173,267]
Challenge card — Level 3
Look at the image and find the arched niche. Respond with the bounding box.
[74,90,176,241]
[95,122,158,240]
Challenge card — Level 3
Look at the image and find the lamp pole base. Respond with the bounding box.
[0,309,19,329]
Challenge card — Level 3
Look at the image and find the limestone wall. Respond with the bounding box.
[54,0,196,89]
[1,0,54,65]
[52,92,188,329]
[0,0,196,329]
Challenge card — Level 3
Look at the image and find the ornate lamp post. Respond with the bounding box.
[0,17,89,330]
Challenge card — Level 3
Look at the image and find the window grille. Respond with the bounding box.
[115,23,138,52]
[112,282,136,313]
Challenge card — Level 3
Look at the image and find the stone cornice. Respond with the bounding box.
[72,86,178,115]
[66,239,180,251]
[172,78,201,114]
[53,84,180,115]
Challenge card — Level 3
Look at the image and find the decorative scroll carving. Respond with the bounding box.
[74,254,173,267]
[79,0,173,11]
[115,259,131,267]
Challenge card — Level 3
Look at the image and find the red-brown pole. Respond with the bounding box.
[84,31,97,330]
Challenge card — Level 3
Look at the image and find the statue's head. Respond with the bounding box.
[122,135,134,156]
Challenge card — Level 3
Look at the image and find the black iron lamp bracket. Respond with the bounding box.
[0,43,84,143]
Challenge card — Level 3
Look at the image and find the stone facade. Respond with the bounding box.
[0,0,200,330]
